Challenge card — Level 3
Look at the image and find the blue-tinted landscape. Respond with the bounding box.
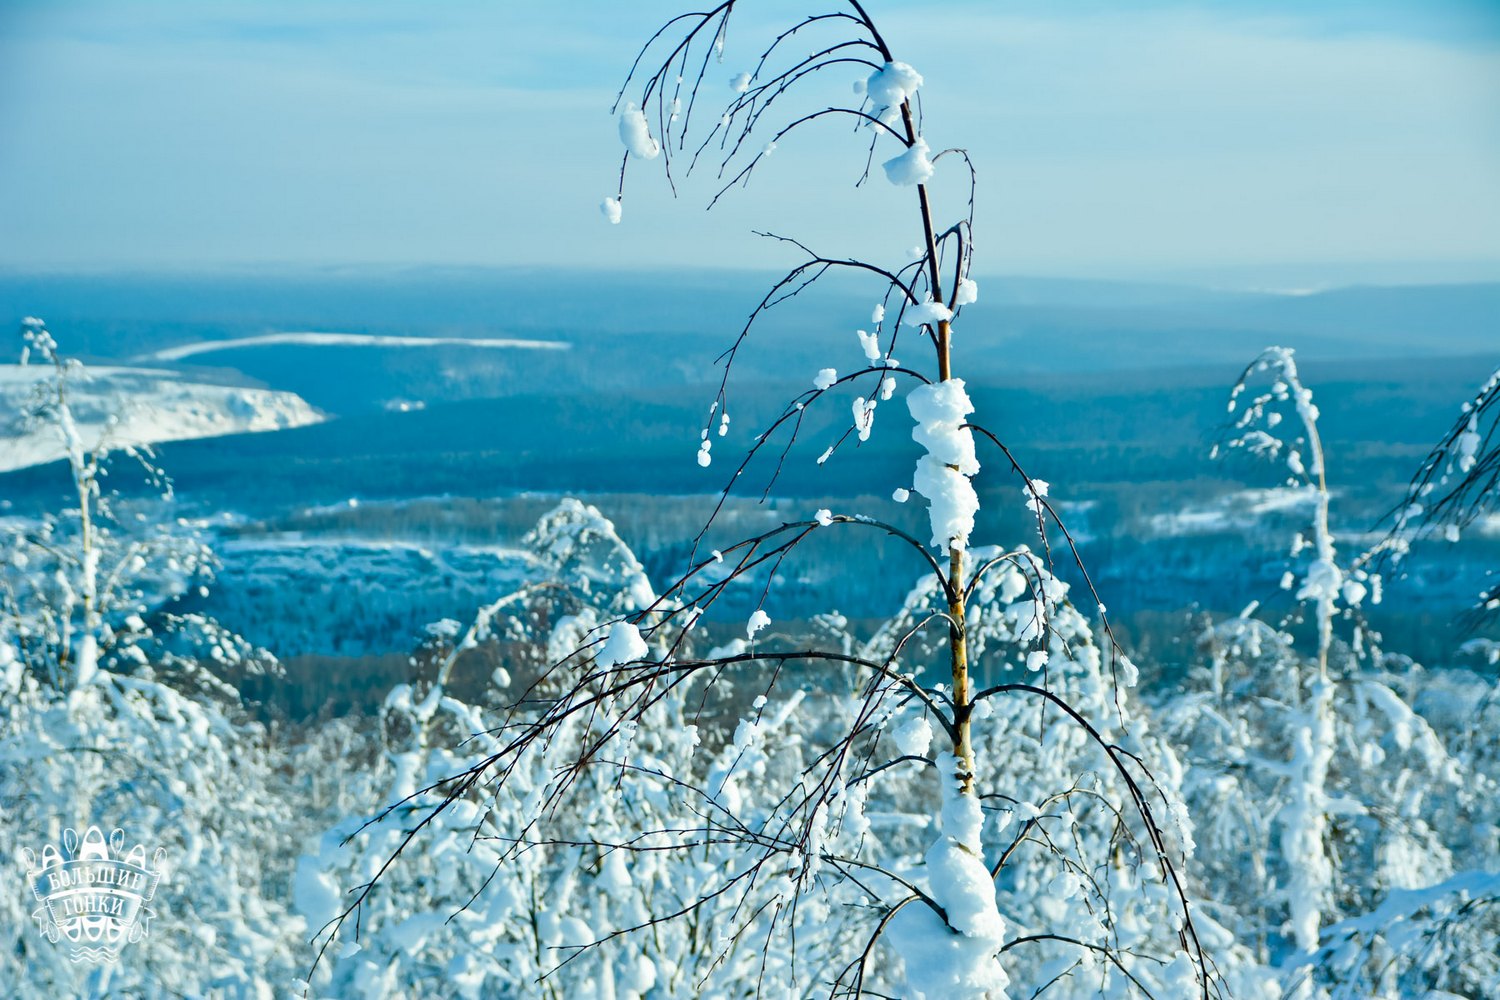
[4,1,1499,996]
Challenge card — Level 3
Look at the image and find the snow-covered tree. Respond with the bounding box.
[1390,362,1500,616]
[0,319,298,998]
[1159,348,1482,997]
[322,6,1212,998]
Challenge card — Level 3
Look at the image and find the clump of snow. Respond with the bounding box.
[618,103,661,160]
[1023,479,1049,515]
[856,329,881,361]
[814,508,834,527]
[746,609,771,641]
[907,380,981,551]
[893,714,932,757]
[955,278,979,306]
[865,61,923,126]
[1296,557,1342,604]
[730,72,751,93]
[872,303,886,323]
[883,137,934,187]
[601,197,622,224]
[814,368,837,390]
[597,620,649,668]
[904,297,953,328]
[852,396,877,441]
[892,487,910,503]
[890,752,1010,999]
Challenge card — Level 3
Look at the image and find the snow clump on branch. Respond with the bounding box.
[864,61,923,127]
[618,102,661,159]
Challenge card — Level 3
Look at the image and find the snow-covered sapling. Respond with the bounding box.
[333,5,1213,997]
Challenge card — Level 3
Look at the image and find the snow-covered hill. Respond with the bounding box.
[0,364,323,472]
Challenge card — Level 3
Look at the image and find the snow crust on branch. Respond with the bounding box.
[907,379,980,551]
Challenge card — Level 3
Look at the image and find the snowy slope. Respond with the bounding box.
[0,364,323,472]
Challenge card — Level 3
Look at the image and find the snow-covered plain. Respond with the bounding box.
[0,364,323,472]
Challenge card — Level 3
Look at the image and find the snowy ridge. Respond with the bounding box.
[0,364,323,473]
[137,331,570,363]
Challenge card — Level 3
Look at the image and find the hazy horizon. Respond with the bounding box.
[3,0,1497,282]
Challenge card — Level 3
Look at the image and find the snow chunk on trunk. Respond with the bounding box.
[890,752,1010,999]
[883,137,934,187]
[907,379,981,551]
[904,297,953,328]
[618,103,661,160]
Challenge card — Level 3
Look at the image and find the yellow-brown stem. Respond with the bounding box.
[935,315,975,791]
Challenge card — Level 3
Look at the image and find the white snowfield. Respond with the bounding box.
[137,331,570,363]
[1147,486,1320,537]
[0,364,324,473]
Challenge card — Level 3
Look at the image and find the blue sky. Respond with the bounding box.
[1,0,1497,286]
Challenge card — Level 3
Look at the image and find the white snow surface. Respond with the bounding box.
[0,364,324,473]
[138,331,568,363]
